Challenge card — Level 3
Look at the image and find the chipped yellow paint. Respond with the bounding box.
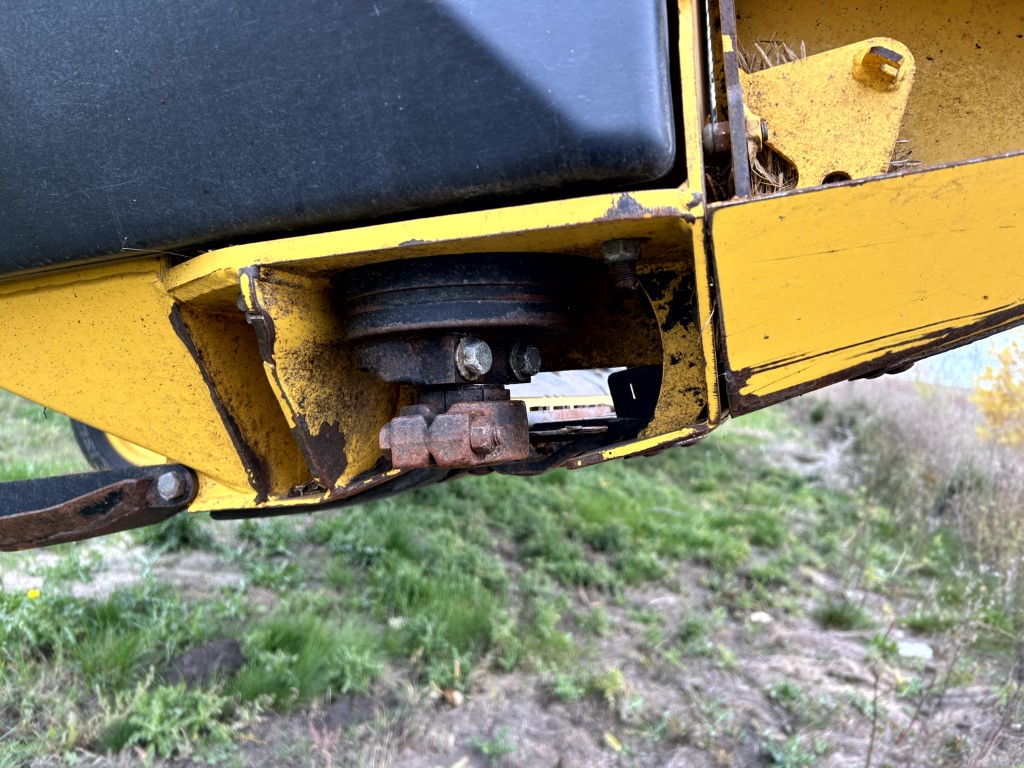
[712,151,1024,412]
[163,190,688,303]
[640,267,708,437]
[191,464,409,513]
[574,425,705,465]
[190,473,310,512]
[172,302,310,496]
[721,34,734,53]
[0,260,253,490]
[742,38,915,188]
[245,269,400,488]
[690,218,722,424]
[676,0,721,426]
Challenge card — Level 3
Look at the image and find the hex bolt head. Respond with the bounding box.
[509,342,542,381]
[156,471,186,502]
[468,416,497,454]
[455,337,493,381]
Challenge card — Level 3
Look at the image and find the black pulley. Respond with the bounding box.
[337,253,596,386]
[340,253,590,340]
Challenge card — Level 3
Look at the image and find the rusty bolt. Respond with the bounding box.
[701,122,732,156]
[509,342,542,381]
[379,422,393,459]
[602,239,642,291]
[455,337,493,381]
[380,412,432,467]
[468,417,495,454]
[156,471,186,501]
[468,416,499,454]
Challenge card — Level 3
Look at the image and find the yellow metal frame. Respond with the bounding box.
[0,0,1020,517]
[711,151,1024,413]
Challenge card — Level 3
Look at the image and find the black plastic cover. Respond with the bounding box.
[0,0,676,275]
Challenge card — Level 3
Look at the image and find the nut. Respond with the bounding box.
[156,471,186,501]
[509,342,542,381]
[380,412,431,467]
[455,337,493,381]
[855,45,904,89]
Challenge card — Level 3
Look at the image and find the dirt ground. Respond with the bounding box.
[14,382,1024,768]
[20,550,1023,766]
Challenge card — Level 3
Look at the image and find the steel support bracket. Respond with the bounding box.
[0,465,198,551]
[740,37,916,188]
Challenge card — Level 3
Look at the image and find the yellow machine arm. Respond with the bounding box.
[0,0,1020,547]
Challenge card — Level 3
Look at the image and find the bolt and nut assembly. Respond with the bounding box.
[602,238,643,291]
[156,471,186,501]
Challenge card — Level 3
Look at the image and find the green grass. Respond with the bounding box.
[231,613,382,709]
[1,390,1019,763]
[0,390,87,480]
[813,598,873,631]
[0,396,862,759]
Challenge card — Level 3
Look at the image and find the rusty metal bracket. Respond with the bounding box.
[716,0,753,197]
[0,465,197,551]
[380,399,530,469]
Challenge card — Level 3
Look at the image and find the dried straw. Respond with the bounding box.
[739,41,803,195]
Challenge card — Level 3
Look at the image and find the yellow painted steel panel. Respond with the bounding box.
[742,37,916,187]
[172,302,311,498]
[712,152,1024,412]
[734,0,1024,166]
[163,190,694,302]
[244,269,402,489]
[0,261,253,490]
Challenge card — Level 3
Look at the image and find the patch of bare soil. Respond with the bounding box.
[26,386,1024,768]
[42,556,1022,767]
[1,538,244,601]
[166,639,245,689]
[203,603,1021,768]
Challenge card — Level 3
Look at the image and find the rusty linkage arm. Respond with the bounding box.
[0,465,197,551]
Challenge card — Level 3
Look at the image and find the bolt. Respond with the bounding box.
[156,471,186,501]
[469,415,500,454]
[509,342,542,381]
[856,45,904,89]
[379,423,393,459]
[455,337,493,381]
[701,122,732,156]
[602,239,643,291]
